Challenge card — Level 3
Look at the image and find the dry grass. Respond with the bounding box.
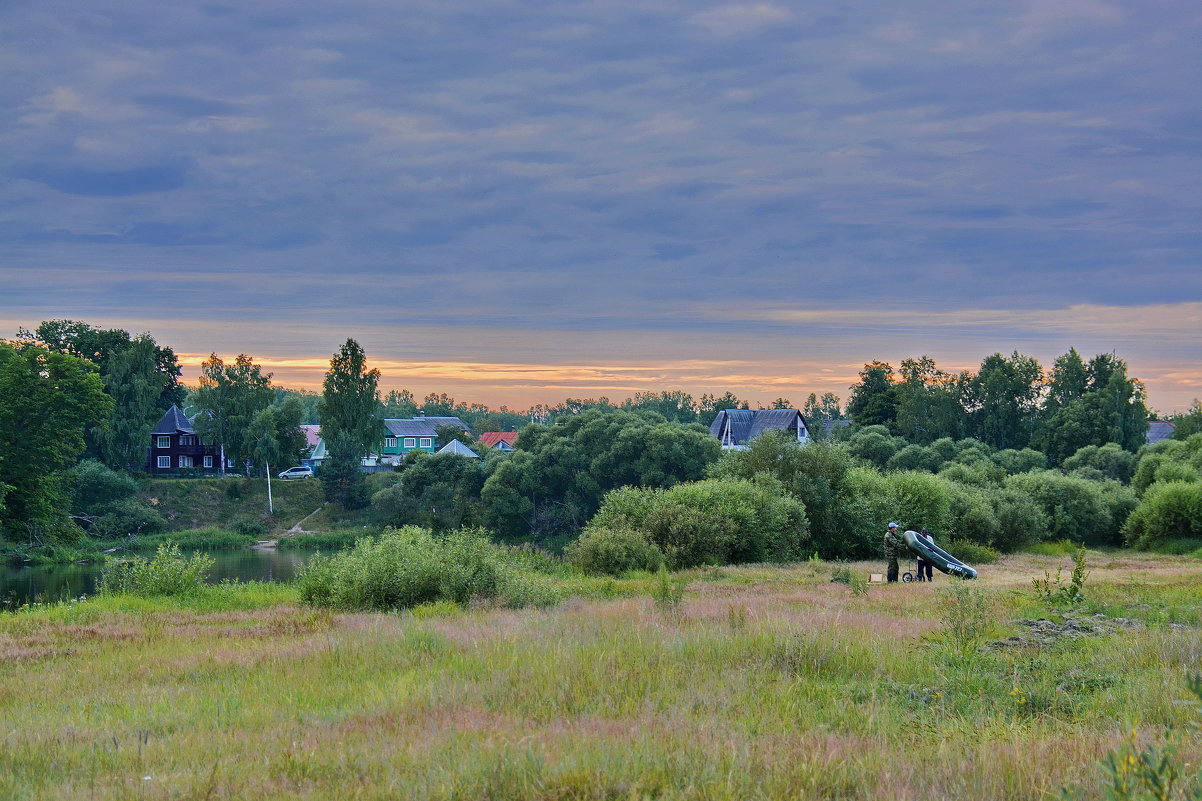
[1,551,1200,800]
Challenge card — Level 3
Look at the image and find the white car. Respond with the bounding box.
[278,466,314,480]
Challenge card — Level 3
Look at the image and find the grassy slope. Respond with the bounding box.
[2,552,1201,800]
[137,477,328,534]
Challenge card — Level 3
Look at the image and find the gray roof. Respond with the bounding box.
[383,416,471,437]
[709,409,809,446]
[1147,420,1176,444]
[384,419,439,437]
[151,405,194,435]
[436,439,480,458]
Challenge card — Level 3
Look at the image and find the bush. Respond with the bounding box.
[294,526,559,611]
[229,515,270,537]
[1123,481,1202,550]
[1062,443,1137,484]
[993,448,1046,475]
[642,477,808,569]
[65,459,137,512]
[884,471,953,534]
[99,542,214,597]
[886,445,944,474]
[989,488,1049,551]
[565,527,664,576]
[88,498,167,540]
[1005,471,1116,545]
[945,539,999,565]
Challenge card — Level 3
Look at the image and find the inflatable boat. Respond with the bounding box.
[903,530,978,579]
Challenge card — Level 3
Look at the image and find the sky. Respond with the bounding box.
[3,1,1200,412]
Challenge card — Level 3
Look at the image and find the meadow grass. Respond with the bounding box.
[1,551,1199,800]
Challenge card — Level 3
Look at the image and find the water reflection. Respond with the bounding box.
[0,548,315,607]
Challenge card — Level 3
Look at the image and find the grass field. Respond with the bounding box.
[1,551,1200,800]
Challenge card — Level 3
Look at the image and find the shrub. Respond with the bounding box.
[990,487,1049,551]
[947,487,1001,546]
[993,448,1046,475]
[65,459,137,512]
[846,428,904,469]
[88,498,167,540]
[1123,481,1202,550]
[99,542,214,597]
[642,477,809,569]
[229,515,271,537]
[709,435,860,559]
[1005,471,1115,545]
[1062,443,1136,484]
[885,471,953,534]
[886,445,944,474]
[945,539,999,565]
[295,526,559,611]
[565,527,664,576]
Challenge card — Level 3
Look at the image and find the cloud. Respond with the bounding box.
[0,0,1198,410]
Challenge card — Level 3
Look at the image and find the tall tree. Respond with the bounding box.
[847,361,898,428]
[190,353,274,475]
[893,356,967,444]
[1037,352,1149,461]
[95,335,162,472]
[964,351,1043,450]
[0,342,112,542]
[318,339,381,456]
[318,340,380,508]
[248,407,283,515]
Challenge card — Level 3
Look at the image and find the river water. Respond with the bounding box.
[0,548,315,608]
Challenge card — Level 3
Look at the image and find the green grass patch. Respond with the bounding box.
[3,552,1201,800]
[276,530,366,551]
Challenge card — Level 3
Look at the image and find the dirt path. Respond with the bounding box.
[252,504,326,549]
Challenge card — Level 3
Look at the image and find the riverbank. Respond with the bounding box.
[2,551,1200,800]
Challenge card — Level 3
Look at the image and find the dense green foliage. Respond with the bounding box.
[563,526,664,576]
[295,526,559,610]
[480,408,720,541]
[371,450,488,529]
[586,476,809,569]
[99,542,215,597]
[189,353,275,474]
[845,349,1148,458]
[0,343,113,544]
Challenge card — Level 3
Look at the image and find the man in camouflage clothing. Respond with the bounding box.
[884,522,906,583]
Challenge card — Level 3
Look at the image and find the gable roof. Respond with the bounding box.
[151,405,195,435]
[1147,420,1176,444]
[436,439,480,458]
[709,408,809,447]
[479,432,518,448]
[384,419,439,437]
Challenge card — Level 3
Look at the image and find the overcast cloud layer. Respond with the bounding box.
[3,1,1199,409]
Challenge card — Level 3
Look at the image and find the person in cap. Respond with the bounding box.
[883,521,906,583]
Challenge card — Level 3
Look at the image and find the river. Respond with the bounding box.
[0,548,316,608]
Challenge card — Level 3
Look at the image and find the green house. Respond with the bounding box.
[378,416,471,464]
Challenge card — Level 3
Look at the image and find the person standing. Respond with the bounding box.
[916,528,935,582]
[884,521,905,583]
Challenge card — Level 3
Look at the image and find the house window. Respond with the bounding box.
[157,436,171,448]
[419,438,432,448]
[179,455,193,468]
[204,456,213,468]
[226,458,236,468]
[157,456,171,469]
[385,437,397,448]
[404,438,416,448]
[180,435,196,446]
